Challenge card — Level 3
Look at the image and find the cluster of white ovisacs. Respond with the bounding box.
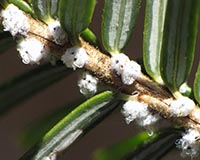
[170,96,199,158]
[122,100,160,128]
[17,37,48,64]
[1,4,30,36]
[48,20,68,45]
[1,4,44,64]
[176,129,200,158]
[61,46,88,70]
[61,47,91,96]
[78,72,98,96]
[111,53,141,85]
[170,96,195,117]
[61,46,91,97]
[1,4,67,65]
[122,96,199,158]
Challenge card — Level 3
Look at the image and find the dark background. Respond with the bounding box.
[0,1,200,159]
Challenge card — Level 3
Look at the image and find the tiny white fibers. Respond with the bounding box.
[110,54,142,85]
[1,4,30,36]
[122,100,160,127]
[170,96,195,117]
[61,46,88,70]
[122,100,148,124]
[121,60,141,85]
[176,129,200,158]
[136,113,160,127]
[78,72,98,96]
[110,53,130,75]
[17,37,47,64]
[48,20,67,45]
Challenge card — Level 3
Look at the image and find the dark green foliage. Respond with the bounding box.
[31,0,59,22]
[160,0,200,92]
[102,0,141,54]
[59,0,96,45]
[194,63,200,104]
[143,0,167,84]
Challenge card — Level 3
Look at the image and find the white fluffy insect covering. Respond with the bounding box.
[78,72,98,96]
[1,4,30,36]
[121,60,141,85]
[122,100,160,126]
[17,37,47,64]
[176,129,200,158]
[48,20,68,45]
[61,46,88,70]
[110,53,130,75]
[170,96,195,117]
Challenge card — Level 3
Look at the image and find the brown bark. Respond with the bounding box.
[16,13,200,132]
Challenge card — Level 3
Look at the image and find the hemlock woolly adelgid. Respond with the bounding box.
[122,100,149,124]
[136,113,160,127]
[121,100,160,127]
[0,4,30,36]
[17,37,47,64]
[110,53,130,75]
[61,46,88,70]
[78,72,98,96]
[170,96,195,117]
[176,129,200,158]
[121,60,141,85]
[110,53,142,85]
[48,20,68,45]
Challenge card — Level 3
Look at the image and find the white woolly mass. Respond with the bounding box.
[121,60,141,85]
[121,100,159,127]
[1,4,30,36]
[48,20,67,45]
[110,53,142,85]
[122,100,149,124]
[136,114,160,127]
[170,96,195,117]
[17,37,47,64]
[78,72,98,96]
[61,47,88,70]
[110,53,130,75]
[176,129,200,158]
